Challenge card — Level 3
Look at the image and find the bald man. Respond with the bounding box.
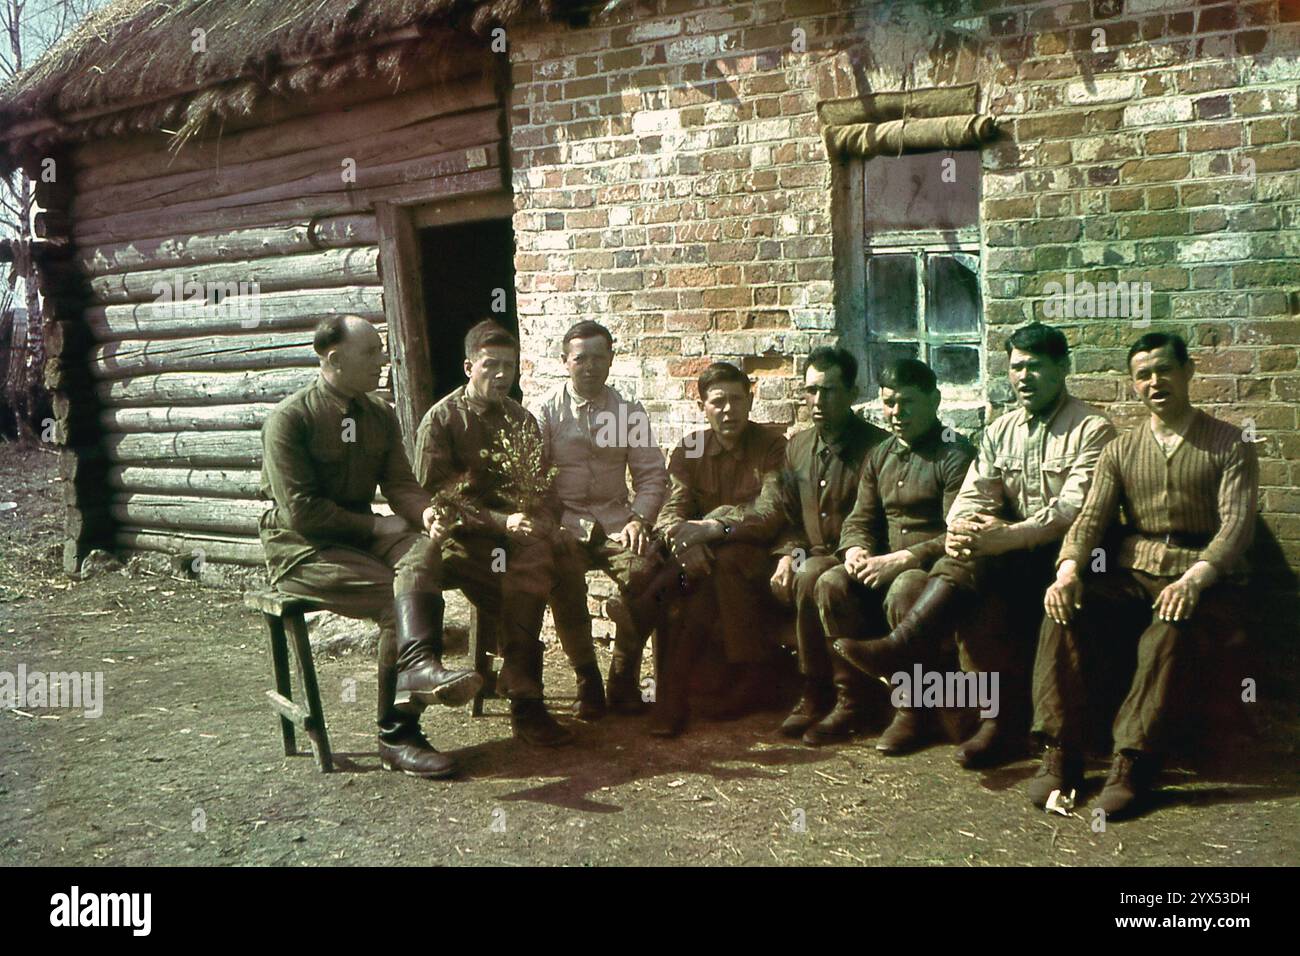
[259,315,481,779]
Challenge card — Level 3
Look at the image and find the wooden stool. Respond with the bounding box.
[246,589,333,773]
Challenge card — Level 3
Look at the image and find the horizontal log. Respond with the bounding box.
[74,110,502,221]
[110,493,270,536]
[104,430,263,467]
[73,165,505,248]
[99,403,279,433]
[95,368,319,407]
[87,285,384,341]
[89,246,381,305]
[114,528,266,566]
[335,165,505,210]
[76,197,357,247]
[92,331,320,380]
[107,466,263,498]
[75,73,498,188]
[77,215,379,276]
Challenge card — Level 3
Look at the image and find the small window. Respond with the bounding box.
[861,151,982,389]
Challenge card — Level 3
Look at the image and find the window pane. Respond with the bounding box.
[933,345,980,385]
[871,341,920,385]
[867,254,917,337]
[926,254,981,335]
[863,151,979,232]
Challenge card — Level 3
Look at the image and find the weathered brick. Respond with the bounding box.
[1120,157,1191,184]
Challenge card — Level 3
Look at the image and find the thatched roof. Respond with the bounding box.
[0,0,574,168]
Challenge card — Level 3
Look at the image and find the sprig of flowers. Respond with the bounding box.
[429,479,475,529]
[479,422,557,514]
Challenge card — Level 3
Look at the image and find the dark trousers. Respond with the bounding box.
[1033,568,1246,755]
[549,533,660,670]
[787,554,843,680]
[672,541,784,665]
[929,548,1058,727]
[815,566,930,648]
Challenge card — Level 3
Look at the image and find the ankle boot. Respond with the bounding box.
[378,728,457,778]
[393,592,483,708]
[834,577,960,679]
[954,717,1019,769]
[802,691,871,746]
[510,699,574,748]
[1026,741,1084,808]
[607,650,648,715]
[779,679,834,738]
[802,653,875,746]
[572,662,607,721]
[876,707,932,755]
[1097,750,1158,818]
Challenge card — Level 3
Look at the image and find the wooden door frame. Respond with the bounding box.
[375,190,514,462]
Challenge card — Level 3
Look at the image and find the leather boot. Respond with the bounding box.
[378,729,457,778]
[876,707,932,755]
[393,592,483,708]
[779,679,834,738]
[1026,741,1084,808]
[607,649,648,715]
[510,698,574,748]
[1097,750,1158,818]
[802,655,872,746]
[377,625,455,778]
[954,718,1019,769]
[834,577,960,679]
[572,662,607,721]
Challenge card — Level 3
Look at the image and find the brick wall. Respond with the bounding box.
[505,0,1300,595]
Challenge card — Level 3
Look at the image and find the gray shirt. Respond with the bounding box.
[530,381,667,536]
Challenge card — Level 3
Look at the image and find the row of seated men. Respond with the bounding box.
[258,315,1257,819]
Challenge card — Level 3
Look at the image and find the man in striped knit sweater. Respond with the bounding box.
[1031,331,1259,818]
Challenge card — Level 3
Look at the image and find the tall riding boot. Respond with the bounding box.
[377,624,456,778]
[393,591,483,708]
[833,577,961,679]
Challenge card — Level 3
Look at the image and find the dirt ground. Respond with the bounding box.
[2,441,1298,867]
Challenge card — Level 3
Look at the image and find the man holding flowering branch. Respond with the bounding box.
[531,321,668,720]
[412,320,572,748]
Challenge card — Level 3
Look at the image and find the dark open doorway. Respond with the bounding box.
[418,218,521,403]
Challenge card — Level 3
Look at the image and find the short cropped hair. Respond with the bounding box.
[1006,322,1070,361]
[313,315,350,356]
[878,357,937,394]
[562,320,614,355]
[464,319,519,359]
[697,362,751,399]
[1127,331,1189,368]
[807,346,858,389]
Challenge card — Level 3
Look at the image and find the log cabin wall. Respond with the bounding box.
[52,44,507,574]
